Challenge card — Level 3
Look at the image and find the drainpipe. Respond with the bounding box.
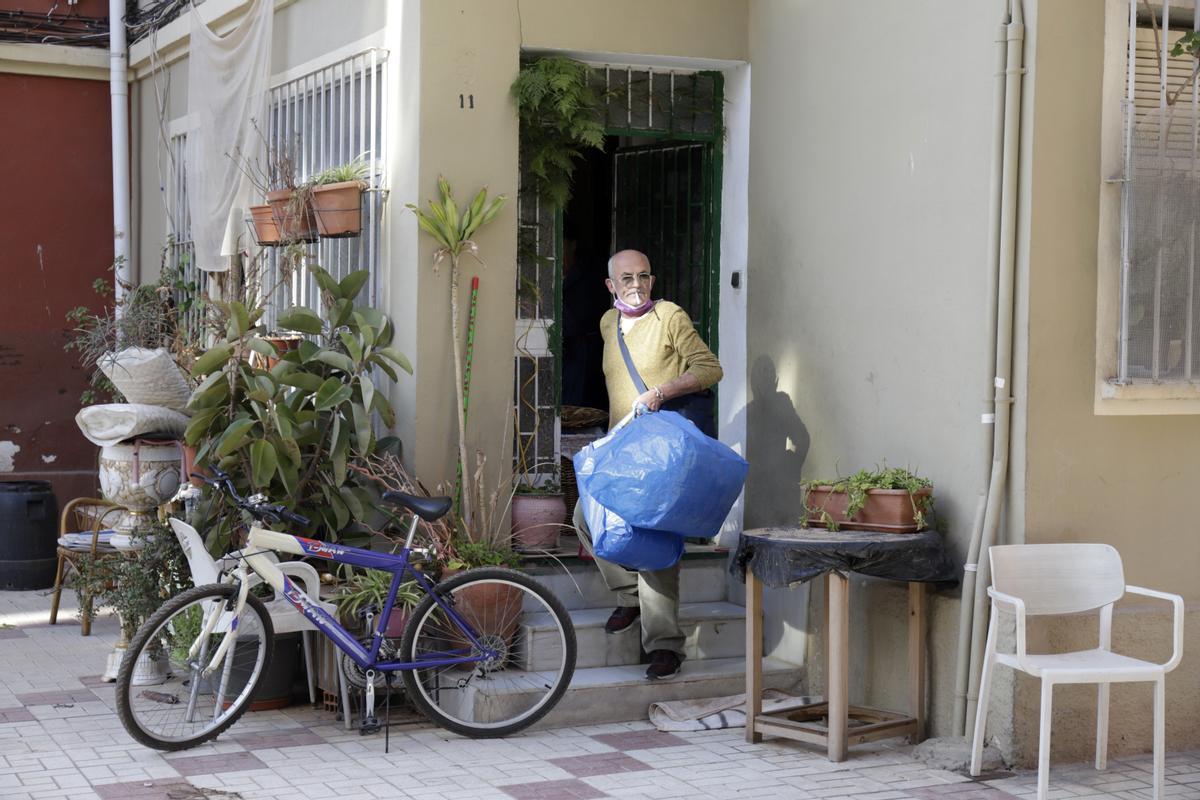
[110,0,131,306]
[953,0,1024,737]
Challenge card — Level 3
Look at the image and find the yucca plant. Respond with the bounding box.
[407,178,505,539]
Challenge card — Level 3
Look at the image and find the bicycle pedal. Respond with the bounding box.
[359,716,381,735]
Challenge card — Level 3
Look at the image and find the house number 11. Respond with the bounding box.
[459,94,475,109]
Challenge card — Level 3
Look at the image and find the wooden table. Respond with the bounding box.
[736,527,955,761]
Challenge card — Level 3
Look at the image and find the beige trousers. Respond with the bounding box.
[572,500,685,656]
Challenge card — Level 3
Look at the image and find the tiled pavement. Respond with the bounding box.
[2,590,1198,800]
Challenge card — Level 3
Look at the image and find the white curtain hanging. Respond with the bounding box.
[186,0,273,272]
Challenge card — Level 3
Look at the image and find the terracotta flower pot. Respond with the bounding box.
[262,335,304,370]
[181,443,211,489]
[311,180,365,238]
[248,204,281,246]
[512,493,566,550]
[804,486,933,534]
[265,188,318,243]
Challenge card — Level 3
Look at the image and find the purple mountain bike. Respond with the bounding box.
[115,470,576,750]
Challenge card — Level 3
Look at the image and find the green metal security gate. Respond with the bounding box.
[611,141,718,345]
[515,66,724,482]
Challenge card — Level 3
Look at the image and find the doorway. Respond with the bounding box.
[515,67,725,483]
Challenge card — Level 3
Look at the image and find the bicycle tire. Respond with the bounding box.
[400,567,576,738]
[116,583,275,751]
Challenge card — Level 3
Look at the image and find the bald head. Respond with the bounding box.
[607,250,650,281]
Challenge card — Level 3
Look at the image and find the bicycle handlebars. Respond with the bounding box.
[191,468,312,527]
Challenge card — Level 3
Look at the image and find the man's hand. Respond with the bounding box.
[633,388,662,413]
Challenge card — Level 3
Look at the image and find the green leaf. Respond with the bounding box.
[352,400,372,455]
[376,347,413,374]
[277,307,324,335]
[230,302,251,337]
[276,434,301,467]
[331,417,349,485]
[314,378,353,410]
[339,485,364,520]
[359,373,375,414]
[298,340,321,362]
[328,491,350,531]
[371,356,398,382]
[183,406,222,446]
[277,458,299,495]
[372,390,395,428]
[191,345,233,377]
[215,418,257,457]
[338,330,363,363]
[280,372,324,393]
[248,338,277,358]
[338,270,370,301]
[313,350,357,374]
[311,265,340,298]
[187,372,229,410]
[329,298,353,329]
[250,440,279,488]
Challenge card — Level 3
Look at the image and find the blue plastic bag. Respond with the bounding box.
[573,410,749,538]
[578,489,684,571]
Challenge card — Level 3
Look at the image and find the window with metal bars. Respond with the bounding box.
[167,49,389,330]
[1118,1,1200,383]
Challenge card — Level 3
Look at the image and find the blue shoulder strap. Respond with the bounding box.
[615,319,649,395]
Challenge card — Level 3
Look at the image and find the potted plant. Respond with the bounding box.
[334,567,422,638]
[511,468,566,551]
[231,128,316,244]
[801,466,934,533]
[309,158,369,238]
[184,265,412,548]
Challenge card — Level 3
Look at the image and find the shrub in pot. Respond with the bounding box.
[184,266,412,547]
[801,467,934,533]
[334,567,421,638]
[511,476,566,551]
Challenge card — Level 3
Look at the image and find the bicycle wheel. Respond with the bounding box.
[400,567,576,738]
[116,583,274,751]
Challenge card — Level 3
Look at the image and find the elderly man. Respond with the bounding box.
[572,249,723,680]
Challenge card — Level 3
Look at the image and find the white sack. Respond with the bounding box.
[75,404,190,447]
[186,0,274,272]
[99,347,192,412]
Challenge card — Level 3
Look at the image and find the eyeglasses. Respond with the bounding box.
[616,272,653,287]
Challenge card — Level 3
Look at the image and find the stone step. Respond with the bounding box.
[539,656,800,728]
[520,601,748,670]
[417,656,799,732]
[524,555,731,611]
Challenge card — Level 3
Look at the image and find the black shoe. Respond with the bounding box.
[604,606,640,634]
[645,650,682,680]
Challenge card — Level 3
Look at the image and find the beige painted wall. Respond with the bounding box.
[519,0,748,61]
[1011,0,1200,765]
[406,0,748,492]
[745,0,1000,739]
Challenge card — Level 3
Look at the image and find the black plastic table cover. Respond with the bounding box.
[731,527,959,590]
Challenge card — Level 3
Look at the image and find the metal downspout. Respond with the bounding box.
[951,8,1008,738]
[110,0,131,305]
[962,0,1024,734]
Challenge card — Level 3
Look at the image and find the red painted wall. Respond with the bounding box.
[0,71,115,505]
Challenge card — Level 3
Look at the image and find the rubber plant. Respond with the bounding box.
[407,178,505,546]
[185,265,412,544]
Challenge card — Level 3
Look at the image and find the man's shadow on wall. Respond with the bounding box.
[743,355,810,527]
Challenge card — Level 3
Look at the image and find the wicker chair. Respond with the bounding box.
[49,498,125,636]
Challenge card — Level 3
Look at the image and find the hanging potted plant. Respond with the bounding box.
[309,158,369,238]
[801,466,934,534]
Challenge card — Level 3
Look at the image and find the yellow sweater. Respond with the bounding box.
[600,301,723,430]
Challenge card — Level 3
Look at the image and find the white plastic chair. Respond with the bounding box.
[970,543,1184,800]
[168,518,353,727]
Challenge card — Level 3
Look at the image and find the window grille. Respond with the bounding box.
[262,49,388,328]
[1120,1,1200,382]
[166,50,389,332]
[166,131,203,338]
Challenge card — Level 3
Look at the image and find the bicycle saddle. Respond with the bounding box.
[381,491,453,521]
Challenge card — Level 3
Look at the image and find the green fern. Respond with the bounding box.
[512,56,606,208]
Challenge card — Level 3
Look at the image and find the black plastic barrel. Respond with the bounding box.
[0,481,59,590]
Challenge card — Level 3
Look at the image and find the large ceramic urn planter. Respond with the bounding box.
[803,486,933,534]
[99,441,182,533]
[511,493,567,550]
[311,180,365,238]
